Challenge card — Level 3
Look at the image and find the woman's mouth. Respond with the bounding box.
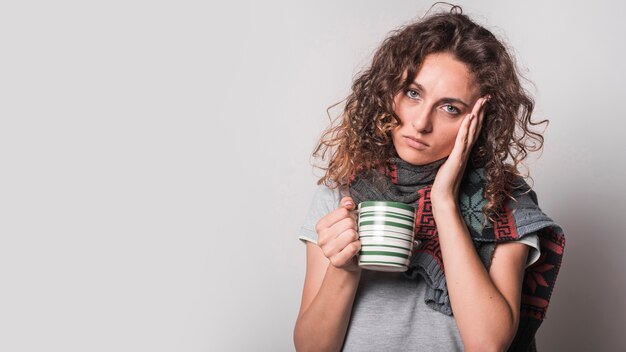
[405,136,429,150]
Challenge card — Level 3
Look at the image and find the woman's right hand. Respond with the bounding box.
[315,196,361,272]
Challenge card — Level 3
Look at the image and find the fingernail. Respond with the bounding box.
[344,201,353,207]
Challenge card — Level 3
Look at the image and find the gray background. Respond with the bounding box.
[1,0,624,351]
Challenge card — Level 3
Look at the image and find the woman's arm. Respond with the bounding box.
[293,243,361,351]
[428,96,527,350]
[293,197,362,351]
[432,199,529,352]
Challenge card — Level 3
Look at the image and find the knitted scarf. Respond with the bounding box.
[348,156,566,352]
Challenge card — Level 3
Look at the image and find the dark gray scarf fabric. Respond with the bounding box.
[348,156,566,352]
[349,156,447,205]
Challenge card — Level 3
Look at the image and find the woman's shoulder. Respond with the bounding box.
[507,173,540,208]
[298,183,346,244]
[311,182,345,209]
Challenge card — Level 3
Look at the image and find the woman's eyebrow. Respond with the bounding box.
[410,81,470,107]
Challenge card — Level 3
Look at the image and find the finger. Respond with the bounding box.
[476,96,489,136]
[340,196,358,223]
[448,113,468,161]
[468,97,488,145]
[445,113,468,164]
[329,217,358,239]
[468,111,479,146]
[322,229,359,259]
[330,240,361,267]
[456,113,473,152]
[316,207,349,233]
[340,196,355,210]
[336,228,360,247]
[470,96,487,117]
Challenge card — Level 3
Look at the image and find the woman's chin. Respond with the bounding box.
[397,150,447,166]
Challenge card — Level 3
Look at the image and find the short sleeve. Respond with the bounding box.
[518,232,541,269]
[298,184,343,245]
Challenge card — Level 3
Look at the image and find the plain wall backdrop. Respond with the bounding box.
[1,0,625,351]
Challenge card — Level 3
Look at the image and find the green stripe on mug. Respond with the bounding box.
[361,243,411,251]
[359,234,412,242]
[360,250,409,259]
[358,260,405,266]
[358,200,415,212]
[359,212,415,223]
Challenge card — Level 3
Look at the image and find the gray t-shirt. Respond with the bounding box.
[298,184,541,351]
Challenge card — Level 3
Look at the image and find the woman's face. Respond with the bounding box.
[391,52,481,165]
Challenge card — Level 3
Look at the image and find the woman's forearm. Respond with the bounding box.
[293,265,361,352]
[432,199,516,351]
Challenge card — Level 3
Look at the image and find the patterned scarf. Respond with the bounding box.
[348,156,566,352]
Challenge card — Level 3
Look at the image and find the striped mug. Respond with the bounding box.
[357,200,416,272]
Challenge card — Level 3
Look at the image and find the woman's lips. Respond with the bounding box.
[405,136,429,150]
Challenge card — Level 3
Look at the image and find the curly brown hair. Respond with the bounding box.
[312,6,548,223]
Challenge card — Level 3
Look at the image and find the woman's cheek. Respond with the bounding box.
[441,126,461,150]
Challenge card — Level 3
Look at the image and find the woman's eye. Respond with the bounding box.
[406,89,420,99]
[443,105,460,114]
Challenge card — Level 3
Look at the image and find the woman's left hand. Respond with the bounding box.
[431,95,490,205]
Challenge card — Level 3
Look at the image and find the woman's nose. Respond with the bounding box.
[410,107,433,134]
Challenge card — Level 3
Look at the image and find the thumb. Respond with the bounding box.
[340,196,355,210]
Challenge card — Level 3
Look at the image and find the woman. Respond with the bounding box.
[294,6,565,352]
